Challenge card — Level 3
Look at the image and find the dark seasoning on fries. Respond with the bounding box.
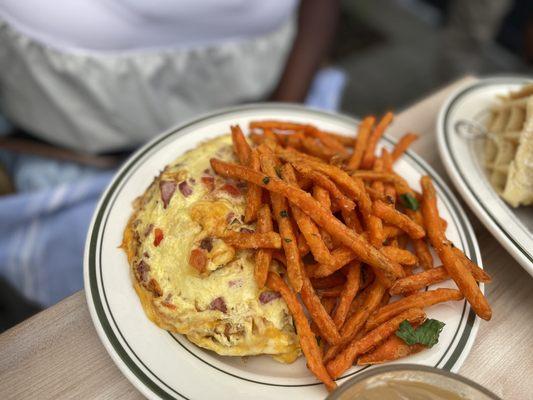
[209,115,492,391]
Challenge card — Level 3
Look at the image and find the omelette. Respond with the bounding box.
[121,135,300,362]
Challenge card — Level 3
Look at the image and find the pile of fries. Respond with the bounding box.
[210,115,492,391]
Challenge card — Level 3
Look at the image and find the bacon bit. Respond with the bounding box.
[201,176,215,191]
[153,228,164,247]
[240,227,254,233]
[221,183,241,197]
[136,260,150,282]
[200,237,213,252]
[209,297,227,313]
[228,279,243,288]
[189,248,207,273]
[159,181,177,209]
[259,291,281,304]
[179,181,193,197]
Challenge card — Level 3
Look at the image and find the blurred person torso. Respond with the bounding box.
[0,0,297,153]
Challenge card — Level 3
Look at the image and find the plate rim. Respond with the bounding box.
[84,103,482,399]
[436,76,533,276]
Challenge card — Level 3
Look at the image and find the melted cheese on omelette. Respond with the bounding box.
[122,135,300,361]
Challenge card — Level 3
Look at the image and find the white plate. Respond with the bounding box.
[437,77,533,277]
[84,104,482,400]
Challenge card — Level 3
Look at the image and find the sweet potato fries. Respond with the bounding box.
[207,115,492,391]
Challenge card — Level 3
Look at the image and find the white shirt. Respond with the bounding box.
[0,0,298,52]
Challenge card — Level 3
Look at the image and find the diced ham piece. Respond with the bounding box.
[153,228,164,247]
[159,181,177,209]
[221,183,241,197]
[201,176,215,191]
[259,291,281,304]
[136,260,150,282]
[209,297,227,313]
[178,181,193,197]
[189,248,207,273]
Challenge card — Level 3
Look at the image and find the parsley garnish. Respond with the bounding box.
[396,319,445,348]
[262,177,270,185]
[400,193,419,211]
[284,238,292,243]
[280,210,289,218]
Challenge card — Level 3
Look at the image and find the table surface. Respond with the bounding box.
[1,77,532,400]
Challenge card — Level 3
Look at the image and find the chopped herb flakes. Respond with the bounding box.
[400,193,419,211]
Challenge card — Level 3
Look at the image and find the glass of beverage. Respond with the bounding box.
[327,364,501,400]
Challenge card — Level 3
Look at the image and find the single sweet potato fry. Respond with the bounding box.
[347,116,375,170]
[391,133,418,162]
[373,200,425,239]
[361,112,394,169]
[301,274,342,344]
[223,231,281,249]
[381,246,418,266]
[230,125,251,164]
[365,288,463,330]
[332,261,361,328]
[452,247,492,283]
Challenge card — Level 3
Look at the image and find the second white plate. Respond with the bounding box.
[437,77,533,277]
